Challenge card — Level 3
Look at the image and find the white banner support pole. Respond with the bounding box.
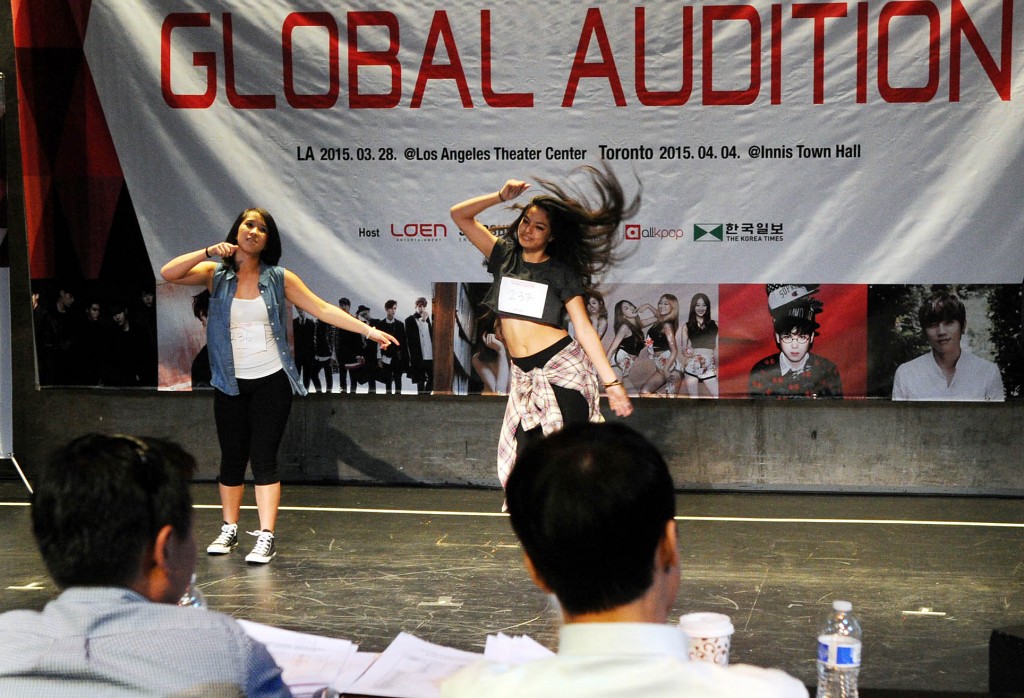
[0,72,31,493]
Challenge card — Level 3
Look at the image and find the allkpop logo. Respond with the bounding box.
[625,224,685,241]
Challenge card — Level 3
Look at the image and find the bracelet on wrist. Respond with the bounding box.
[497,190,507,202]
[205,247,211,258]
[603,379,623,389]
[365,326,373,338]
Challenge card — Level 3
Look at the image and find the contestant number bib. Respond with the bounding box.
[230,321,269,354]
[498,277,547,319]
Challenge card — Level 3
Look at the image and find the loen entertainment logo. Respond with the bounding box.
[387,222,450,242]
[624,224,685,241]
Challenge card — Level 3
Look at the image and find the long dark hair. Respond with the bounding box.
[686,293,717,335]
[503,164,641,295]
[223,207,282,269]
[613,300,644,345]
[586,291,608,319]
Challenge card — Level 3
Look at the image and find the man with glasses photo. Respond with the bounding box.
[748,285,843,399]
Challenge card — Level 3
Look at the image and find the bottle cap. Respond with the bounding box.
[832,600,852,612]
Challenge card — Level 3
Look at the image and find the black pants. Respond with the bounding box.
[512,336,590,457]
[311,358,333,392]
[213,370,293,486]
[409,360,433,393]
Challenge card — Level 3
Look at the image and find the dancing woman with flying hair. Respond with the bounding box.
[450,164,641,491]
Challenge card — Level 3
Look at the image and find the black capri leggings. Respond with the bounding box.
[213,370,293,486]
[512,335,591,457]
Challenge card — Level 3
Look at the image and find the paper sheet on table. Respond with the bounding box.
[483,632,555,664]
[346,631,483,698]
[238,619,359,697]
[335,652,379,692]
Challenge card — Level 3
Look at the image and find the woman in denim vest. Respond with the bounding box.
[161,207,398,563]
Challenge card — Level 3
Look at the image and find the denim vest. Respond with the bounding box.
[207,263,307,396]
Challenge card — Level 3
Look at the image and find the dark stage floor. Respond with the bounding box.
[2,481,1022,694]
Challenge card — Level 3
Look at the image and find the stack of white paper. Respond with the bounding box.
[240,620,555,698]
[346,632,483,698]
[238,619,364,698]
[483,632,555,664]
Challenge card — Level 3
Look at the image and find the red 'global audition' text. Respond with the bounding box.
[160,2,1013,109]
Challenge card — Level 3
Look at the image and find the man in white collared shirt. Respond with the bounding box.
[892,292,1004,401]
[442,423,807,698]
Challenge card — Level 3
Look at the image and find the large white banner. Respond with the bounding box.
[82,0,1024,302]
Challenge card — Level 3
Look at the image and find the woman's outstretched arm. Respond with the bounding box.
[284,271,398,349]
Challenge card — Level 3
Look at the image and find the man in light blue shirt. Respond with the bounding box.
[0,433,291,697]
[443,423,807,698]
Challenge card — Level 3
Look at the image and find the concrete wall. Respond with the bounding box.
[9,382,1024,496]
[3,4,1022,496]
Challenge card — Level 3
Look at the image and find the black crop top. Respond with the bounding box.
[687,321,718,350]
[616,331,645,357]
[647,323,672,352]
[481,238,585,329]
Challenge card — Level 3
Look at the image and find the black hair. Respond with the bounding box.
[918,291,966,330]
[502,163,641,297]
[506,422,675,616]
[192,289,210,320]
[686,292,718,336]
[31,434,196,589]
[612,300,644,347]
[773,315,818,337]
[586,291,608,319]
[224,207,282,268]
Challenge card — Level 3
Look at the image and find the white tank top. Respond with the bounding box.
[230,297,284,379]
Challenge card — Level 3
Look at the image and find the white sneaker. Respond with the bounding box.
[206,523,238,555]
[245,530,276,564]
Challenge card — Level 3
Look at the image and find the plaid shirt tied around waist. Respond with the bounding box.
[497,339,602,488]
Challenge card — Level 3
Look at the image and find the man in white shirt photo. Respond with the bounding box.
[892,291,1004,401]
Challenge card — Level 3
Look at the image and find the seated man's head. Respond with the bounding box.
[918,292,965,358]
[31,434,197,604]
[506,423,678,620]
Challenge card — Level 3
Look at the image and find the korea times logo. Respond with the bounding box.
[694,222,785,242]
[694,224,723,241]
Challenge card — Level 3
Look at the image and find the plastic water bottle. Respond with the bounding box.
[816,600,861,698]
[177,573,208,609]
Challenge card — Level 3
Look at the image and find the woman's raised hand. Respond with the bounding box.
[206,242,237,258]
[498,180,530,202]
